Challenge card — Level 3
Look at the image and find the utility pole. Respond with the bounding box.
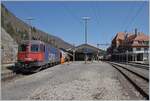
[97,44,100,48]
[47,34,49,43]
[73,43,76,62]
[82,17,90,44]
[26,17,34,42]
[82,16,90,64]
[25,17,34,52]
[97,44,100,62]
[126,50,128,63]
[53,39,56,47]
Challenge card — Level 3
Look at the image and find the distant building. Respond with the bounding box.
[67,44,104,61]
[107,29,149,64]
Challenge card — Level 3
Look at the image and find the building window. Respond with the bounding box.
[138,41,142,44]
[128,48,132,52]
[144,41,149,45]
[144,48,148,51]
[129,41,133,44]
[136,48,141,51]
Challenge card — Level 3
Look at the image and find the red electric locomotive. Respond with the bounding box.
[15,40,67,73]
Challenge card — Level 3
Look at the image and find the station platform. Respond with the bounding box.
[2,61,142,100]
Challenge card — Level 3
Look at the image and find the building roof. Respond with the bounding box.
[134,33,149,41]
[126,32,149,41]
[75,44,102,53]
[127,34,136,41]
[110,31,149,48]
[113,32,149,42]
[126,33,149,47]
[112,32,125,42]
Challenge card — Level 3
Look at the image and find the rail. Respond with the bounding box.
[1,63,16,80]
[106,61,149,100]
[115,62,149,70]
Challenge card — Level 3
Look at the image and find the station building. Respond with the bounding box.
[107,29,149,64]
[67,44,104,61]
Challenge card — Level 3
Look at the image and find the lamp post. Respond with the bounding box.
[25,17,34,52]
[97,44,100,62]
[126,50,128,68]
[25,17,34,43]
[82,16,90,64]
[73,44,76,62]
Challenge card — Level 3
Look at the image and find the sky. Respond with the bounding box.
[2,1,149,50]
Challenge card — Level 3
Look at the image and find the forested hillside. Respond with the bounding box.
[1,4,73,49]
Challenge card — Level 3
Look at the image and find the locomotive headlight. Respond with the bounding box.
[25,58,32,61]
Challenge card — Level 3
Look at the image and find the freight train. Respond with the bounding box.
[15,40,68,73]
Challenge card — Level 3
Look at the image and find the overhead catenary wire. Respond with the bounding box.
[121,3,135,32]
[63,4,82,24]
[92,3,101,28]
[123,2,145,32]
[91,4,110,49]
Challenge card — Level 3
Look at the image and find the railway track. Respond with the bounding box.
[117,62,149,70]
[1,66,27,81]
[1,71,17,81]
[1,63,17,81]
[127,63,149,70]
[108,62,149,100]
[129,61,149,66]
[111,62,149,81]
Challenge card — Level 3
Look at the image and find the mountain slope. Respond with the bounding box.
[1,27,18,64]
[1,4,73,49]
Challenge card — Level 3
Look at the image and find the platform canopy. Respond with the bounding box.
[75,44,101,53]
[66,44,105,61]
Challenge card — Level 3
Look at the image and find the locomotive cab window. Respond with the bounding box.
[18,44,28,51]
[60,52,62,58]
[31,44,39,52]
[40,44,45,52]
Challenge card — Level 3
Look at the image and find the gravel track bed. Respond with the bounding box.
[113,64,149,96]
[28,62,127,100]
[113,62,149,79]
[2,61,139,100]
[113,65,144,100]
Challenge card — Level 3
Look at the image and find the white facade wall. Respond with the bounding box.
[130,47,149,62]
